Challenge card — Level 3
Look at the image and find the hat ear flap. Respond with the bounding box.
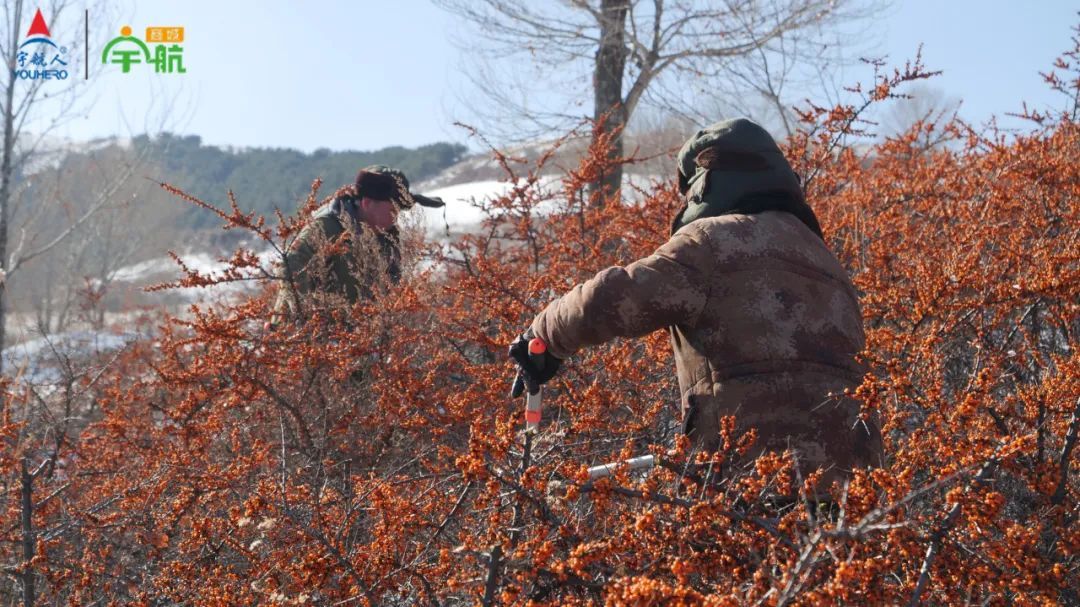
[677,169,691,195]
[670,204,688,234]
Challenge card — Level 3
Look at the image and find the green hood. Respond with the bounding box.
[672,118,820,238]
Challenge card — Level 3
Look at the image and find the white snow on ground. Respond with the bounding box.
[109,256,178,282]
[163,248,285,302]
[414,176,561,234]
[412,173,664,235]
[3,330,141,384]
[168,249,281,276]
[107,248,284,300]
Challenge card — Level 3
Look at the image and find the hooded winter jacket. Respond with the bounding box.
[531,119,882,489]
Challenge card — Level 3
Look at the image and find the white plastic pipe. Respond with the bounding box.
[587,455,656,480]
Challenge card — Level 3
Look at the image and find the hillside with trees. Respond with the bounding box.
[128,134,469,230]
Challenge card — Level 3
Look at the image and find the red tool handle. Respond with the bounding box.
[528,337,546,365]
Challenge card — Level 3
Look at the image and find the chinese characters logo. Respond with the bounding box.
[102,25,186,74]
[14,8,69,81]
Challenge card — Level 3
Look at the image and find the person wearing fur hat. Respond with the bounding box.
[509,118,882,496]
[270,166,444,323]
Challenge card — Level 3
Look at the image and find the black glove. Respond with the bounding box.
[509,329,561,397]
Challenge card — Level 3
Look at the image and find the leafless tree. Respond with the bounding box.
[436,0,877,203]
[1,0,118,372]
[880,84,961,145]
[0,2,187,602]
[9,144,186,335]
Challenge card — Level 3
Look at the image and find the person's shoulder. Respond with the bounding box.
[671,219,715,244]
[288,214,344,254]
[692,211,809,240]
[305,213,346,239]
[677,214,757,245]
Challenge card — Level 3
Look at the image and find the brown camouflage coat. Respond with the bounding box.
[531,210,883,487]
[271,197,401,322]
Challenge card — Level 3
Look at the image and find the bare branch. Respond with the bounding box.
[6,152,139,275]
[1052,397,1079,505]
[908,455,1001,606]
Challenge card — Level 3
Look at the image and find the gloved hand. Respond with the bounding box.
[509,329,561,397]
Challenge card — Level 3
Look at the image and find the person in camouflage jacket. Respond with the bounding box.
[271,165,444,323]
[510,118,883,490]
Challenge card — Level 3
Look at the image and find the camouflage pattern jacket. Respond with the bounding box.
[272,197,401,321]
[531,210,883,487]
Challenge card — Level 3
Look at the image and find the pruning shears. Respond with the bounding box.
[511,336,547,433]
[509,336,657,478]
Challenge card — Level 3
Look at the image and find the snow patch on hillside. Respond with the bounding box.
[415,176,562,233]
[414,172,665,234]
[3,330,141,384]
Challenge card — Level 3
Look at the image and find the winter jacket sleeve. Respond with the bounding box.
[530,223,714,359]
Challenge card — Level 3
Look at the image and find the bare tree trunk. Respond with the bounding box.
[0,1,23,375]
[438,0,856,206]
[591,0,629,206]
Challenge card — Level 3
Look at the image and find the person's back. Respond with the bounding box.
[528,210,880,487]
[664,210,879,487]
[513,118,882,492]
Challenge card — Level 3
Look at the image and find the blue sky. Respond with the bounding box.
[26,0,1080,152]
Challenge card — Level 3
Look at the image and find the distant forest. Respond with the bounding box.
[128,134,468,229]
